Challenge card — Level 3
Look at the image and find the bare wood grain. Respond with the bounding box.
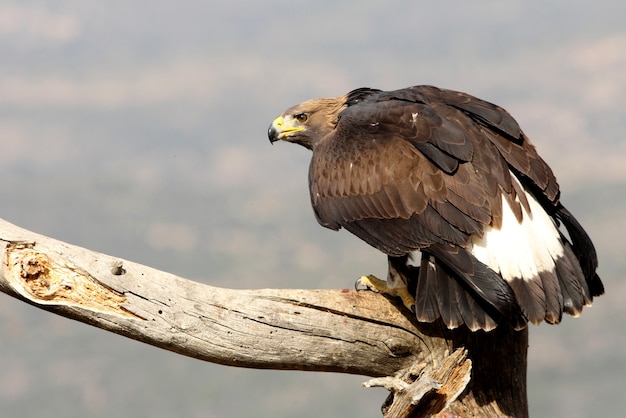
[0,218,426,376]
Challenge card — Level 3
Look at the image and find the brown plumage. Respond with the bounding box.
[268,85,603,331]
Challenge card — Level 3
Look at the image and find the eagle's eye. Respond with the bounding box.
[294,113,308,123]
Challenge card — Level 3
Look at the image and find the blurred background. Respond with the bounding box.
[1,1,624,417]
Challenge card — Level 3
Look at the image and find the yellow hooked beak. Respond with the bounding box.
[268,115,305,143]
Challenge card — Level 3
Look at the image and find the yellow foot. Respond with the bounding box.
[355,275,416,313]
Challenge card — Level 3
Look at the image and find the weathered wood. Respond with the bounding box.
[365,347,472,417]
[0,217,528,417]
[424,323,529,418]
[0,218,426,376]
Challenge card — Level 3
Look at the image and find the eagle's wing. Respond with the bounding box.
[310,86,539,253]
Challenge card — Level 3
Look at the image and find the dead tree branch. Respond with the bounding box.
[0,217,528,417]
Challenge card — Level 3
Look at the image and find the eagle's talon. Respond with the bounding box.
[355,276,378,291]
[355,275,416,314]
[355,275,386,293]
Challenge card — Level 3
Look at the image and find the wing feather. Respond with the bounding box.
[415,256,440,323]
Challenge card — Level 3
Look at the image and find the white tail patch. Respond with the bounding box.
[471,186,564,282]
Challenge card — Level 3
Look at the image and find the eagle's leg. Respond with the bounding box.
[357,275,416,312]
[355,255,416,313]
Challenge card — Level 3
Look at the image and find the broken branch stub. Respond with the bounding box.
[4,241,142,319]
[364,348,472,417]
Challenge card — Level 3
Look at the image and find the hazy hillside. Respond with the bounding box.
[1,1,625,417]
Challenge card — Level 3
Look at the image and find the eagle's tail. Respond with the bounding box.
[409,201,604,331]
[412,244,527,331]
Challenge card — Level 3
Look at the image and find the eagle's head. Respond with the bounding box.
[268,96,347,150]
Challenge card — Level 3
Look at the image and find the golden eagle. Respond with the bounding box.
[268,85,603,331]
